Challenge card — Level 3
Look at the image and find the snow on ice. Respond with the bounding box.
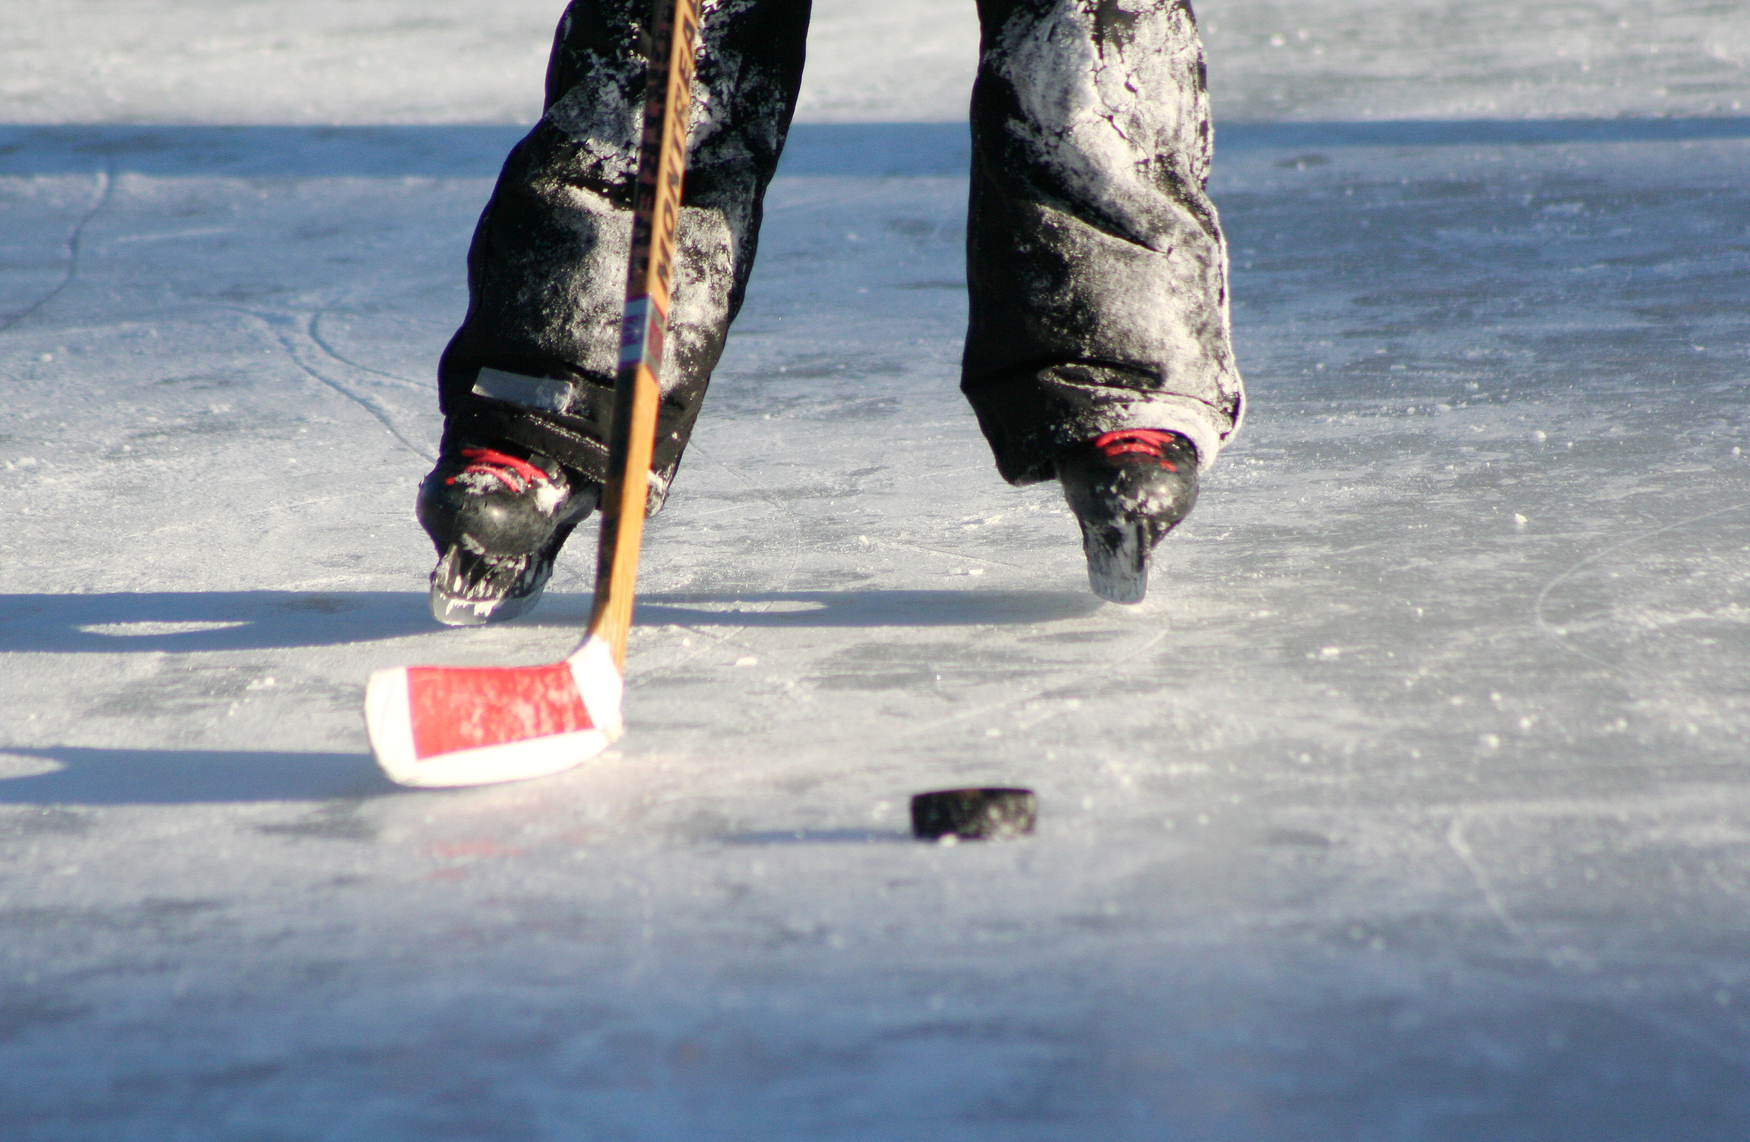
[2,1,1750,1137]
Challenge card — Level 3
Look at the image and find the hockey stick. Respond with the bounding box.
[364,0,703,788]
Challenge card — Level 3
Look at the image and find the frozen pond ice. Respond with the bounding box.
[2,2,1750,1137]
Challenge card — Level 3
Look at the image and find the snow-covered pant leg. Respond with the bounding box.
[437,0,810,509]
[961,0,1244,482]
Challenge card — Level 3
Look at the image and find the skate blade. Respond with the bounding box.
[428,544,551,626]
[429,584,542,627]
[365,634,623,788]
[1083,522,1149,605]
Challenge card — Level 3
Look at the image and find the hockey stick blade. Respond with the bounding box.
[364,635,623,788]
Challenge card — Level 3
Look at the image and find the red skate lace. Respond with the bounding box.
[447,447,550,493]
[1092,429,1181,471]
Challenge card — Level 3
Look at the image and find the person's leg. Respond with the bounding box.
[963,0,1243,599]
[421,0,811,624]
[964,0,1242,474]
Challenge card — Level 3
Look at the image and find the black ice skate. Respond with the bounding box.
[416,444,599,626]
[1059,429,1199,605]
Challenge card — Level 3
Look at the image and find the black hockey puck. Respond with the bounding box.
[910,787,1037,841]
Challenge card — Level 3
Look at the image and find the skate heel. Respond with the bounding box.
[1059,429,1198,605]
[1080,517,1150,604]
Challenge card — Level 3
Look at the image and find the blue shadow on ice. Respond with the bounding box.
[0,591,439,653]
[578,590,1102,629]
[0,588,1098,652]
[0,747,395,805]
[1,118,1747,178]
[714,828,919,845]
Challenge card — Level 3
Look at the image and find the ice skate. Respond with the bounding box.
[416,442,600,626]
[1059,429,1199,605]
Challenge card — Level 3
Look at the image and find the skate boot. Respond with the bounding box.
[1059,429,1199,605]
[416,442,600,626]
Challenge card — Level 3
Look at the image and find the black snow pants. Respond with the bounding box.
[437,0,1244,507]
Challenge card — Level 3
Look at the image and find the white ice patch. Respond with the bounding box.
[0,753,66,780]
[78,621,248,637]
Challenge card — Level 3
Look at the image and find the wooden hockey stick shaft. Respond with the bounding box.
[587,0,704,669]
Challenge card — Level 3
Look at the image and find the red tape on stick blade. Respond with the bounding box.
[407,663,591,759]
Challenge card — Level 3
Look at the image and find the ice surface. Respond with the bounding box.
[4,2,1750,1138]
